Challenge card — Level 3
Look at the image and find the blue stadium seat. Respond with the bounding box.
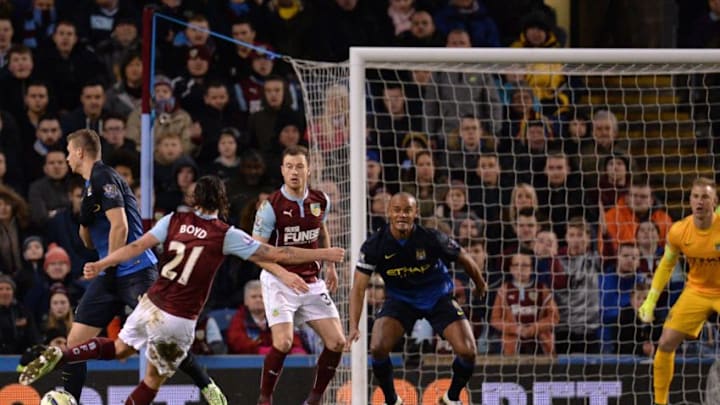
[208,308,237,334]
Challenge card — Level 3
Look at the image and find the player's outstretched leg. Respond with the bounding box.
[654,349,675,405]
[20,337,118,386]
[19,346,63,385]
[178,353,227,405]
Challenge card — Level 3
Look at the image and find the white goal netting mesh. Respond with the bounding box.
[291,57,720,405]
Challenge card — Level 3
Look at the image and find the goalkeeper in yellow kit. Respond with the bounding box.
[639,177,720,405]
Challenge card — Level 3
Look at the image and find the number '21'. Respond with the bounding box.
[160,241,204,285]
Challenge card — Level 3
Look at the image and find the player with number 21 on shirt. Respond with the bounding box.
[18,176,344,405]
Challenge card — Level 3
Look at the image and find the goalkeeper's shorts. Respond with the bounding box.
[664,288,720,337]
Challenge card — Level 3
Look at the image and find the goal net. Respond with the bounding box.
[291,48,720,405]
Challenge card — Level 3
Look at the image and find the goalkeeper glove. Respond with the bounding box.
[638,288,660,323]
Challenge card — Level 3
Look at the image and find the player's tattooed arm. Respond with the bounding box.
[255,244,345,264]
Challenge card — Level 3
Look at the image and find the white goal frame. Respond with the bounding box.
[348,47,720,405]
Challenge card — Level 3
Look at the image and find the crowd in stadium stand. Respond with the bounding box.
[0,0,718,361]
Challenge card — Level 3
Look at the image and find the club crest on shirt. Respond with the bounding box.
[715,243,720,251]
[528,291,537,301]
[103,183,119,198]
[310,203,322,217]
[87,186,93,197]
[416,249,426,260]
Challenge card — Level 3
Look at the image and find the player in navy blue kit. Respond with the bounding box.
[58,129,225,404]
[349,192,487,405]
[19,175,345,405]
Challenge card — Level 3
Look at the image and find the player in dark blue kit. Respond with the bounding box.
[349,192,488,405]
[60,129,226,404]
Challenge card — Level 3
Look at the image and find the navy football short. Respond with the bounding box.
[377,295,466,337]
[75,266,158,328]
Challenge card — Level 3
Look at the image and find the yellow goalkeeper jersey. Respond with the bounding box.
[668,214,720,295]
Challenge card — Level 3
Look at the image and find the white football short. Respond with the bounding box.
[260,270,340,327]
[119,295,195,377]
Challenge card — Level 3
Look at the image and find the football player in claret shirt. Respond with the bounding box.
[18,175,345,405]
[252,145,345,405]
[349,192,488,405]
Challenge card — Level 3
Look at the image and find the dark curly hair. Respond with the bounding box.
[193,175,228,219]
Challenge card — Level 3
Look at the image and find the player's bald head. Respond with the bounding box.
[389,192,417,209]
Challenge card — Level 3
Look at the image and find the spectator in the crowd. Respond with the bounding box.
[264,0,310,58]
[0,185,30,275]
[687,0,720,49]
[555,217,601,354]
[27,149,70,228]
[126,74,193,153]
[395,9,445,47]
[193,81,245,168]
[190,310,227,355]
[220,18,260,82]
[100,113,137,160]
[535,152,596,241]
[43,326,68,350]
[14,235,44,300]
[435,180,479,232]
[17,81,51,152]
[367,82,423,188]
[73,0,138,49]
[44,178,97,279]
[466,153,511,256]
[367,150,385,197]
[369,187,392,233]
[106,148,137,189]
[153,131,186,199]
[237,46,279,115]
[227,149,276,220]
[0,274,41,354]
[447,115,497,173]
[0,110,25,195]
[207,127,241,183]
[41,283,73,337]
[510,119,559,185]
[561,109,592,157]
[616,282,657,357]
[500,86,549,151]
[95,17,141,82]
[156,155,199,213]
[104,51,142,119]
[504,183,539,230]
[0,15,14,68]
[434,0,500,47]
[503,207,540,260]
[424,29,501,141]
[174,45,216,117]
[490,252,558,355]
[592,154,631,211]
[604,177,673,254]
[24,114,64,183]
[265,112,307,181]
[306,84,349,153]
[398,147,449,218]
[510,10,568,117]
[247,76,303,157]
[0,45,38,121]
[398,132,430,178]
[36,20,107,113]
[636,221,662,275]
[22,243,83,325]
[533,229,563,287]
[60,80,107,135]
[580,109,634,188]
[387,0,415,36]
[306,0,393,62]
[454,216,484,247]
[227,280,306,354]
[599,243,647,351]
